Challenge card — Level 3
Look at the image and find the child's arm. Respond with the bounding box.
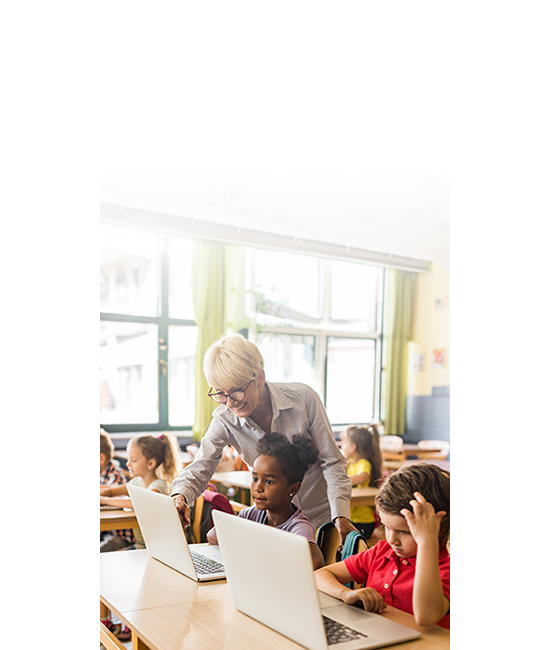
[100,484,129,497]
[314,561,386,613]
[309,542,325,570]
[100,484,131,509]
[206,527,218,545]
[348,459,371,486]
[349,471,370,486]
[100,495,133,508]
[401,492,450,627]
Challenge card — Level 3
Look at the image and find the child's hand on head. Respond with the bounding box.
[400,492,445,547]
[342,587,387,614]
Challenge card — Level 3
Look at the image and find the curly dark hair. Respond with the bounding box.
[256,432,319,485]
[375,463,450,546]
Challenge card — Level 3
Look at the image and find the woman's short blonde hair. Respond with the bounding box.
[203,333,264,390]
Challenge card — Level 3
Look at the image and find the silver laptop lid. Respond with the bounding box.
[213,510,328,650]
[127,484,224,581]
[212,510,421,650]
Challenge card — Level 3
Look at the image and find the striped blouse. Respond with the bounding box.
[171,382,351,530]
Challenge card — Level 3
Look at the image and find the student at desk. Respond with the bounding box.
[100,429,135,552]
[171,333,355,546]
[207,432,325,569]
[340,423,384,540]
[100,433,181,550]
[314,463,451,629]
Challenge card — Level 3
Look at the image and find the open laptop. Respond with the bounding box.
[212,511,421,650]
[127,484,225,581]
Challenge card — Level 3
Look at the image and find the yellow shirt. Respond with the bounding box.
[348,458,375,524]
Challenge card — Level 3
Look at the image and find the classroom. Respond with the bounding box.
[100,171,451,650]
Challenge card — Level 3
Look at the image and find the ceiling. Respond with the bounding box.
[101,170,450,269]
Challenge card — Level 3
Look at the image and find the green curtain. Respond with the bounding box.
[191,240,226,441]
[382,268,415,435]
[224,245,249,335]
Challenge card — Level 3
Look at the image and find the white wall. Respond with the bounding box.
[101,171,450,268]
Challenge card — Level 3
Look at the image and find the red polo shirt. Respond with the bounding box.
[344,540,450,629]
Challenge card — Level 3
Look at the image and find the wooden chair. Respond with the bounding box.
[100,621,127,650]
[316,522,342,565]
[379,435,406,462]
[416,439,450,460]
[191,494,204,544]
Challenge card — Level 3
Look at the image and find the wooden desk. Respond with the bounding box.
[211,472,380,509]
[350,486,379,508]
[211,470,252,490]
[384,459,451,472]
[211,470,252,505]
[100,508,138,532]
[100,548,450,650]
[381,444,448,462]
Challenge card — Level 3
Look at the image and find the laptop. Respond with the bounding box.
[212,511,421,650]
[127,484,226,581]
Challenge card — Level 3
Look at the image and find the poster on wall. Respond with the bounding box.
[412,353,425,373]
[435,296,447,310]
[433,349,446,368]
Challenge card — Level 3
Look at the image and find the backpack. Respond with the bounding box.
[315,522,370,588]
[186,485,235,544]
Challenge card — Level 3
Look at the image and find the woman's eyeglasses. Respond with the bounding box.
[208,378,254,404]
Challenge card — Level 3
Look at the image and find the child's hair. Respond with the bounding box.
[375,463,450,546]
[256,432,319,485]
[128,433,182,483]
[100,428,114,462]
[343,423,383,487]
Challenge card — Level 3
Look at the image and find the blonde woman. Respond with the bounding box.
[171,333,355,546]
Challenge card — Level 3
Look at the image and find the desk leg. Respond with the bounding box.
[100,600,109,620]
[132,630,152,650]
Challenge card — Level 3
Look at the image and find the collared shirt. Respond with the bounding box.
[100,461,126,486]
[100,461,135,545]
[171,381,351,530]
[344,540,451,629]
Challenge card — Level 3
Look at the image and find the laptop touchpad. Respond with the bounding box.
[323,604,378,626]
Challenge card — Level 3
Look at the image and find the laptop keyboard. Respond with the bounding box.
[323,616,368,645]
[189,551,225,575]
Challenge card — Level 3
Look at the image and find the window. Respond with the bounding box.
[100,223,197,432]
[100,222,384,431]
[244,248,384,426]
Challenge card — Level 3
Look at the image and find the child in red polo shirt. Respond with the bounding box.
[314,463,450,629]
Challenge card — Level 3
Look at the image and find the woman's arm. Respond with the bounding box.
[314,562,386,613]
[305,390,353,545]
[401,492,450,627]
[171,420,229,503]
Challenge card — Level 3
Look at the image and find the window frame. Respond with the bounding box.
[100,230,197,434]
[246,252,385,426]
[100,223,386,433]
